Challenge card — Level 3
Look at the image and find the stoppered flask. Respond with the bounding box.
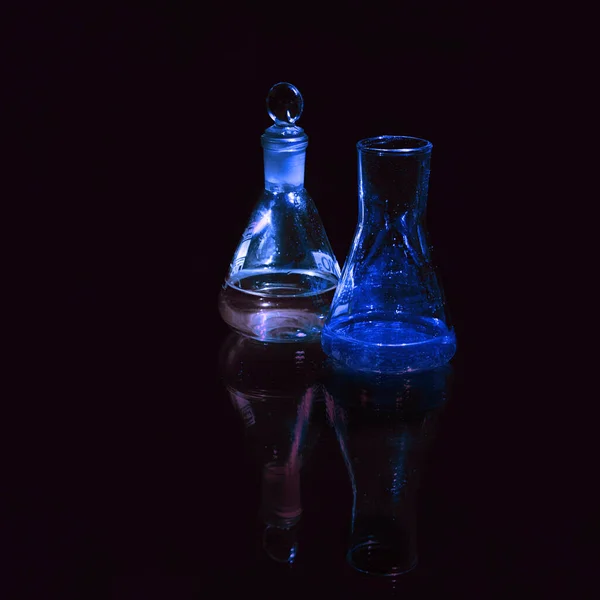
[218,83,340,342]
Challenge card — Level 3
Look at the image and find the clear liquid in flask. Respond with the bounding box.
[219,268,338,342]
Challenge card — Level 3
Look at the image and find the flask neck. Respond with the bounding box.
[358,147,431,225]
[264,148,306,192]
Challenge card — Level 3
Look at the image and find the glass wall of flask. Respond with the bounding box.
[322,136,456,373]
[218,83,340,343]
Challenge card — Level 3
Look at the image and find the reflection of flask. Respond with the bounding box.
[322,136,456,373]
[218,82,340,343]
[325,364,452,577]
[219,333,326,563]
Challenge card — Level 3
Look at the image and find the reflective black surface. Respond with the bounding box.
[105,328,460,596]
[29,286,584,598]
[27,276,584,599]
[13,3,590,597]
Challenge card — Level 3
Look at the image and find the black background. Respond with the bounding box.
[7,1,592,598]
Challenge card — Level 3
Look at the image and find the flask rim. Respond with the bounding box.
[357,135,432,156]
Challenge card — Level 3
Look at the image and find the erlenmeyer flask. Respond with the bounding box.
[322,136,456,373]
[218,83,340,343]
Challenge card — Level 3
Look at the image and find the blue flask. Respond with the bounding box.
[322,136,456,373]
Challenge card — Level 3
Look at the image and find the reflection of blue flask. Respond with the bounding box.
[325,364,452,577]
[218,83,340,343]
[322,136,456,373]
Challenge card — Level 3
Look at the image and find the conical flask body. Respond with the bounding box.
[322,136,456,373]
[218,82,340,342]
[219,188,340,342]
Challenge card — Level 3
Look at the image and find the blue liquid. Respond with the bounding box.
[321,315,456,374]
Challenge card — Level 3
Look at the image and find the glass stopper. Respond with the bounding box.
[267,82,303,126]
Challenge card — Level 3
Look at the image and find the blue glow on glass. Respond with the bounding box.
[322,136,456,373]
[288,544,296,562]
[253,209,272,234]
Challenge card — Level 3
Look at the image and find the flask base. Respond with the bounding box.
[347,538,418,577]
[218,269,336,343]
[322,316,456,374]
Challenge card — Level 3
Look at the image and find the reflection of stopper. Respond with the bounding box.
[263,525,298,564]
